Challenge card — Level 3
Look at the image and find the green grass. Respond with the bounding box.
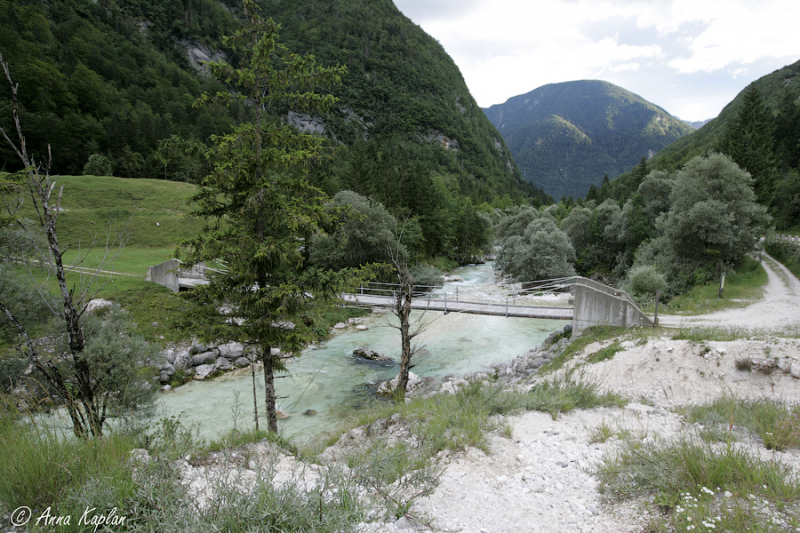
[317,376,627,460]
[586,340,624,364]
[17,175,202,249]
[682,397,800,451]
[539,326,630,374]
[653,256,768,315]
[0,407,367,532]
[0,408,139,513]
[596,439,800,532]
[61,246,177,276]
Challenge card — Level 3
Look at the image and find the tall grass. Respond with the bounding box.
[0,403,367,532]
[0,409,138,514]
[596,439,800,532]
[683,397,800,451]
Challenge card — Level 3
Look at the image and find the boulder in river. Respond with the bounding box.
[352,347,396,366]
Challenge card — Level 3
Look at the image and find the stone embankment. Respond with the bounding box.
[156,317,369,388]
[157,341,256,389]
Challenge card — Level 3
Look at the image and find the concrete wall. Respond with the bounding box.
[572,277,652,335]
[145,259,181,293]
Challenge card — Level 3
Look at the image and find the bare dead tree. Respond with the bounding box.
[0,52,130,438]
[386,221,428,397]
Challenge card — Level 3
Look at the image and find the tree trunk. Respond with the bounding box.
[396,274,414,395]
[251,351,259,432]
[261,347,278,433]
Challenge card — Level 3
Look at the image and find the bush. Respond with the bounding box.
[83,154,114,176]
[623,264,667,305]
[409,263,443,288]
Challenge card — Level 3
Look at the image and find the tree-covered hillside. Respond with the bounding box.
[601,59,800,230]
[483,80,694,200]
[643,59,800,174]
[262,0,547,204]
[0,0,549,205]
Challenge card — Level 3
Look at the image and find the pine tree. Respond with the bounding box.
[182,1,374,432]
[719,85,779,206]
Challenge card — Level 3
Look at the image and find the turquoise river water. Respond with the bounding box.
[152,262,566,443]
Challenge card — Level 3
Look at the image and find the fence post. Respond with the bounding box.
[718,271,726,299]
[444,292,448,314]
[456,287,459,301]
[653,289,660,327]
[505,297,509,318]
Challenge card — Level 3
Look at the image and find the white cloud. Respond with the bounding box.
[394,0,800,121]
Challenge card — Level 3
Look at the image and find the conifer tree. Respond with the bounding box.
[182,0,374,432]
[719,85,779,205]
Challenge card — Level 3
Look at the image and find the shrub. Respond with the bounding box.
[83,154,113,176]
[623,264,667,305]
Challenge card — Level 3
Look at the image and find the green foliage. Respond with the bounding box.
[496,214,576,281]
[408,263,444,287]
[0,0,552,211]
[585,340,624,364]
[719,86,780,206]
[310,190,399,271]
[74,305,160,419]
[765,241,800,280]
[622,264,667,306]
[660,256,768,315]
[683,397,800,452]
[483,80,694,199]
[82,153,113,176]
[660,153,770,268]
[0,263,56,346]
[0,415,139,512]
[525,375,627,419]
[622,154,771,297]
[0,0,242,180]
[181,3,376,432]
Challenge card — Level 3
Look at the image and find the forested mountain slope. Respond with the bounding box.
[602,59,800,225]
[483,80,693,200]
[638,59,800,173]
[0,0,549,205]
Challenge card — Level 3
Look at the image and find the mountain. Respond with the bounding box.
[0,0,548,205]
[637,59,800,173]
[603,58,800,202]
[482,80,694,200]
[263,0,548,203]
[681,118,712,129]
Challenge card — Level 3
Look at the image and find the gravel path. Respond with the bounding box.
[658,253,800,332]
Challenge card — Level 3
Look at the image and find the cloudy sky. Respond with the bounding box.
[393,0,800,122]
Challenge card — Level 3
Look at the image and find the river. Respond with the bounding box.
[154,262,567,443]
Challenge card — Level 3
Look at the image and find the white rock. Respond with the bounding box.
[333,322,347,329]
[377,372,423,396]
[790,362,800,379]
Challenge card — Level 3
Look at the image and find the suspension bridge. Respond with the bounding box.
[343,276,654,333]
